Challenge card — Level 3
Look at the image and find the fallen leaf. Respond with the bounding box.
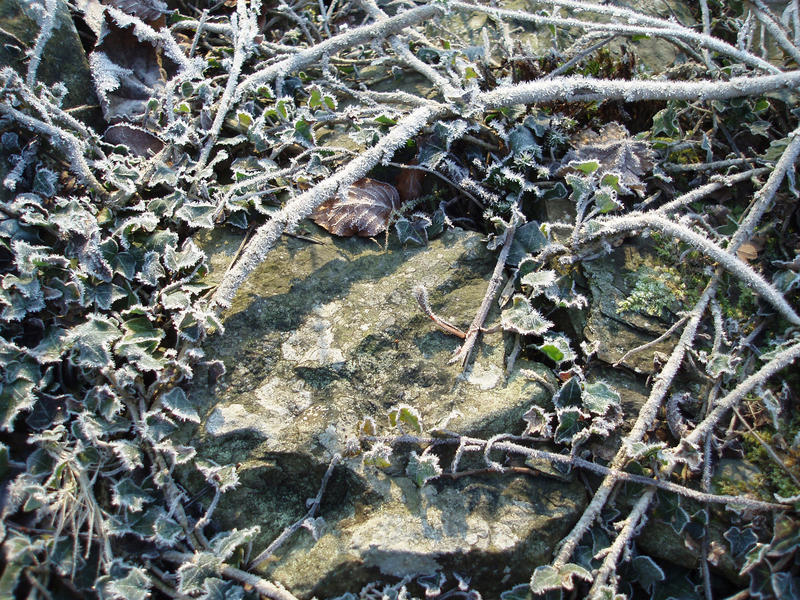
[558,122,654,196]
[311,178,400,237]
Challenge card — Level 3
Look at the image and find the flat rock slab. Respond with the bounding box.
[187,228,587,597]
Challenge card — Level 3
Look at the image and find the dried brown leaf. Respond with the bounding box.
[311,178,400,237]
[559,122,654,195]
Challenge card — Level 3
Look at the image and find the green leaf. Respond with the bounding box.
[508,125,540,156]
[388,404,422,433]
[554,408,584,444]
[406,451,442,487]
[111,440,144,470]
[153,512,183,546]
[308,86,322,109]
[507,222,547,266]
[573,160,600,174]
[176,202,217,229]
[538,334,575,366]
[724,526,758,558]
[200,578,246,600]
[500,295,553,335]
[164,239,204,272]
[520,269,556,293]
[196,460,240,492]
[652,105,680,138]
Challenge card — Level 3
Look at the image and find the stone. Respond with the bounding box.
[0,0,100,118]
[184,226,587,598]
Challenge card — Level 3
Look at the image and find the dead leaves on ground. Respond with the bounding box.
[311,178,401,237]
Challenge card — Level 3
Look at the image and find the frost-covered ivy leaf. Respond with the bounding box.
[593,184,621,214]
[395,218,426,246]
[651,106,680,138]
[363,441,392,468]
[507,222,547,266]
[654,492,690,534]
[112,477,153,512]
[199,578,246,600]
[0,353,38,431]
[724,526,758,558]
[553,376,582,409]
[559,122,654,196]
[142,411,176,443]
[406,451,442,487]
[508,124,541,156]
[29,327,68,364]
[84,282,115,310]
[104,565,151,600]
[137,251,165,287]
[196,460,239,492]
[630,555,664,593]
[164,239,204,272]
[111,440,143,470]
[554,408,585,445]
[178,552,224,595]
[175,201,217,229]
[581,381,621,415]
[771,572,800,600]
[312,178,400,238]
[66,315,122,368]
[530,563,591,593]
[538,334,575,366]
[151,511,183,546]
[624,440,666,461]
[520,269,557,294]
[522,405,553,438]
[768,514,800,556]
[388,404,422,433]
[0,275,45,321]
[160,387,199,423]
[210,527,260,561]
[501,295,552,335]
[154,439,196,465]
[704,352,739,378]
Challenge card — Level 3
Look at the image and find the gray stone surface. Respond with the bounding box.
[186,227,587,598]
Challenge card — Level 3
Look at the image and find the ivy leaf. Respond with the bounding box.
[311,178,400,237]
[538,334,576,366]
[554,408,585,445]
[530,563,592,593]
[363,441,392,468]
[164,239,204,273]
[507,222,547,266]
[553,377,582,409]
[581,381,621,415]
[501,295,553,335]
[110,440,143,470]
[630,555,665,593]
[160,387,200,423]
[522,405,553,437]
[406,451,442,487]
[388,404,422,433]
[112,478,153,513]
[196,460,239,492]
[66,315,122,368]
[210,527,260,562]
[724,526,758,558]
[175,201,217,229]
[105,566,152,600]
[152,512,183,546]
[177,552,224,594]
[199,578,246,600]
[520,269,557,294]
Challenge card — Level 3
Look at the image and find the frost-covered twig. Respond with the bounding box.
[26,0,57,88]
[752,0,800,65]
[211,104,445,309]
[655,168,771,214]
[478,71,800,108]
[195,0,259,175]
[450,213,517,369]
[612,315,688,368]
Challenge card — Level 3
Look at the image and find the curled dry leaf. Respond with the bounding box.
[558,122,654,196]
[311,178,401,237]
[396,162,424,204]
[104,124,164,157]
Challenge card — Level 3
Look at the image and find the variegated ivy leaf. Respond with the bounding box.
[160,387,200,423]
[177,552,224,595]
[406,451,442,487]
[537,334,576,366]
[209,527,260,562]
[500,295,553,336]
[112,477,153,513]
